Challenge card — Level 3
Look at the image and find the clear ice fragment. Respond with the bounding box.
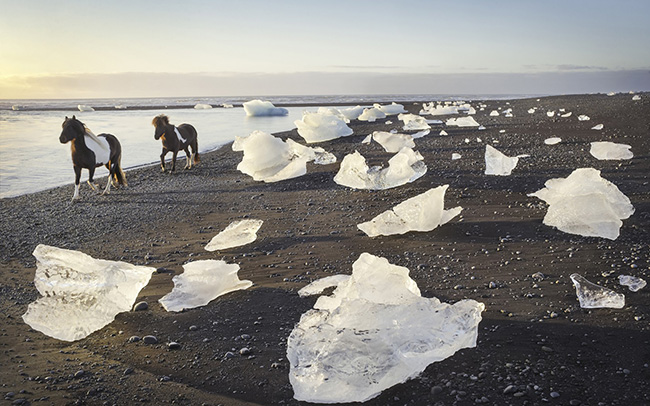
[484,145,523,176]
[243,99,288,116]
[618,275,646,292]
[295,110,353,144]
[371,131,415,153]
[570,273,625,309]
[205,219,263,251]
[589,141,633,160]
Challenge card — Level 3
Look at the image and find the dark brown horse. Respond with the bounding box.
[152,114,200,172]
[60,116,127,201]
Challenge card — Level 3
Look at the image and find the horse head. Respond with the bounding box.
[60,115,84,144]
[152,114,170,140]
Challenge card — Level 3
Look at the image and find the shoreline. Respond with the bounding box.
[1,93,649,405]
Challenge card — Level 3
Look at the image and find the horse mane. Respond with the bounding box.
[152,114,170,127]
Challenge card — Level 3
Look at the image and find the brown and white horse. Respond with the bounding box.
[152,114,200,172]
[59,116,127,201]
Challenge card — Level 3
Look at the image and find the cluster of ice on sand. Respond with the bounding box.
[420,101,474,116]
[338,105,365,120]
[528,168,635,240]
[589,141,633,160]
[445,116,480,127]
[294,109,353,144]
[370,131,415,153]
[243,100,288,116]
[398,113,431,131]
[358,107,386,122]
[618,275,646,292]
[544,137,562,145]
[22,245,155,342]
[205,219,264,251]
[234,131,335,182]
[287,253,484,403]
[484,145,528,176]
[194,103,212,109]
[357,185,462,237]
[334,148,426,190]
[159,260,252,312]
[374,102,407,115]
[570,273,625,309]
[77,104,95,112]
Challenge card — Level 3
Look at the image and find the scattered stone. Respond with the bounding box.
[124,368,134,375]
[133,301,148,311]
[143,335,158,344]
[128,335,141,343]
[431,385,443,395]
[240,347,251,356]
[74,369,85,378]
[503,385,516,394]
[189,325,198,331]
[550,391,560,398]
[167,342,181,350]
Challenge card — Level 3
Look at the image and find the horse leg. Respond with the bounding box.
[72,166,82,201]
[102,163,112,195]
[184,148,192,169]
[86,166,98,192]
[160,148,169,172]
[171,150,178,172]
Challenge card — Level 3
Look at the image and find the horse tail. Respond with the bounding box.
[192,127,200,164]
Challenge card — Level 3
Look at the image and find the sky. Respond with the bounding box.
[1,0,649,99]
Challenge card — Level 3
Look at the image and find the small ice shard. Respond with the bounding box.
[287,253,485,404]
[374,102,407,115]
[484,145,524,176]
[385,120,393,125]
[222,103,234,108]
[205,219,263,251]
[340,105,365,121]
[194,103,213,109]
[504,112,513,118]
[570,273,625,309]
[421,104,460,116]
[357,185,462,238]
[22,245,155,342]
[243,99,288,116]
[445,116,480,127]
[464,138,470,143]
[361,134,372,144]
[527,108,536,114]
[295,110,353,144]
[159,260,252,312]
[528,168,635,240]
[632,95,641,101]
[476,137,482,142]
[578,114,590,121]
[478,125,486,130]
[411,129,430,138]
[398,113,430,131]
[591,124,604,130]
[544,137,562,145]
[618,275,646,292]
[489,110,499,116]
[560,112,573,117]
[334,148,426,190]
[77,104,95,112]
[371,131,415,153]
[452,153,461,160]
[546,111,555,117]
[298,275,351,297]
[589,141,633,160]
[607,92,616,96]
[439,130,448,136]
[114,105,127,110]
[426,119,443,125]
[11,105,22,111]
[235,131,335,182]
[358,107,386,122]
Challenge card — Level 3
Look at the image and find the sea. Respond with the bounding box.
[0,94,533,199]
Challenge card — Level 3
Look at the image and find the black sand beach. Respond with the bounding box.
[1,93,649,406]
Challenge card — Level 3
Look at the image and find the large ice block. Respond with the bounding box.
[398,113,431,131]
[371,131,415,153]
[484,145,525,176]
[334,148,426,190]
[570,273,625,309]
[295,110,353,144]
[243,99,288,116]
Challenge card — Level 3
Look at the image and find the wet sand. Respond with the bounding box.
[1,93,649,405]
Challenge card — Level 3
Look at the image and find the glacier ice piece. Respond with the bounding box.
[421,104,461,116]
[398,113,431,131]
[528,108,536,114]
[159,260,252,312]
[547,111,555,117]
[452,153,461,160]
[561,112,573,117]
[358,107,386,122]
[357,185,462,237]
[632,95,641,101]
[371,131,415,153]
[591,124,604,130]
[243,99,288,116]
[235,131,335,182]
[445,116,480,127]
[22,245,155,342]
[334,148,426,190]
[489,110,499,116]
[618,275,646,292]
[528,168,634,240]
[570,273,625,309]
[544,137,562,145]
[77,104,94,112]
[484,145,525,176]
[374,102,406,115]
[411,129,430,138]
[340,105,365,121]
[589,141,633,160]
[361,134,372,144]
[439,130,448,136]
[205,219,263,251]
[288,253,485,404]
[578,114,590,121]
[295,110,353,144]
[298,275,351,297]
[194,103,212,109]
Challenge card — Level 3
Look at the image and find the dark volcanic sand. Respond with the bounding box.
[1,93,649,406]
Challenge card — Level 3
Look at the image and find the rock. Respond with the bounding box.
[240,347,251,356]
[143,335,158,344]
[503,385,516,394]
[124,368,134,375]
[550,391,560,398]
[431,385,443,395]
[128,336,141,343]
[74,370,85,378]
[132,301,148,311]
[167,342,181,350]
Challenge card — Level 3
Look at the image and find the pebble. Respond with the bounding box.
[168,342,181,350]
[224,351,236,359]
[189,325,198,331]
[240,347,251,356]
[124,368,134,375]
[570,400,581,405]
[128,335,141,343]
[431,385,443,395]
[488,281,498,289]
[74,369,85,378]
[541,346,554,352]
[550,391,560,398]
[133,301,148,311]
[503,385,516,394]
[143,335,158,344]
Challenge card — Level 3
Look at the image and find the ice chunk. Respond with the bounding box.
[114,104,127,110]
[528,108,536,114]
[287,253,484,404]
[11,105,22,111]
[489,110,499,116]
[484,145,524,176]
[22,245,155,342]
[398,113,430,131]
[371,131,415,153]
[544,137,562,145]
[243,99,288,116]
[205,219,263,251]
[334,148,426,190]
[618,275,646,292]
[421,104,460,116]
[439,130,448,136]
[591,124,604,130]
[561,112,573,117]
[235,131,335,182]
[340,105,365,121]
[632,95,641,101]
[528,168,634,240]
[411,129,430,138]
[607,92,616,96]
[446,116,480,127]
[298,275,351,297]
[357,185,462,237]
[374,102,407,115]
[546,111,555,117]
[578,114,590,121]
[358,107,386,122]
[452,153,461,160]
[295,110,353,144]
[159,260,252,312]
[222,103,234,108]
[77,104,94,112]
[570,273,625,309]
[361,134,372,144]
[589,142,633,160]
[194,103,212,109]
